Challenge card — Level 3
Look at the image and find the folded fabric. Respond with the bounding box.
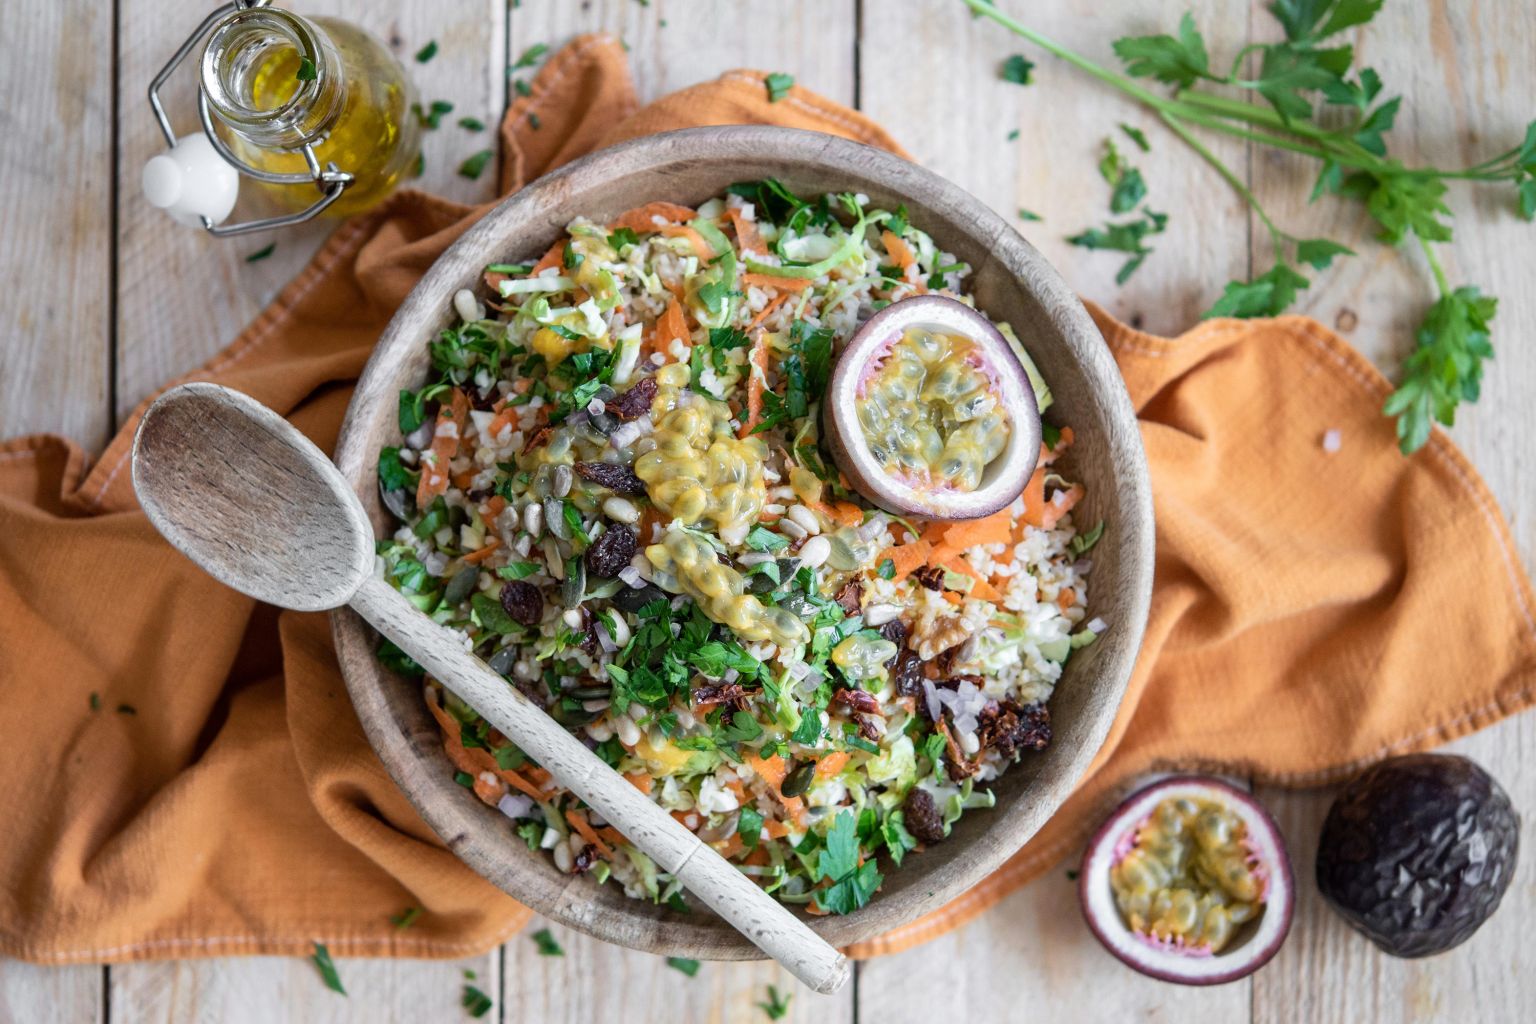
[2,34,1531,964]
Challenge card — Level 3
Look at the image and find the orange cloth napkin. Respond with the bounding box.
[2,35,1533,964]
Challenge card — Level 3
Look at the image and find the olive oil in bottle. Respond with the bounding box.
[200,5,420,216]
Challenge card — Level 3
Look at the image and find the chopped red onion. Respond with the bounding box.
[497,792,534,820]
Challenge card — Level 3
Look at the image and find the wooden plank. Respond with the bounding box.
[857,872,1251,1024]
[856,3,1253,1020]
[507,0,858,106]
[106,953,499,1024]
[0,0,113,445]
[859,0,1253,336]
[503,918,851,1024]
[1250,0,1536,1019]
[0,962,102,1024]
[109,1,506,1015]
[114,0,507,422]
[497,4,861,1021]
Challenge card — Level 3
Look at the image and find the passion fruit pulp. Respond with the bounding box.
[823,295,1042,521]
[1315,753,1519,958]
[1080,776,1295,985]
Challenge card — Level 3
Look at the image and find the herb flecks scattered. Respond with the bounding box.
[765,72,795,103]
[245,243,276,263]
[966,0,1530,451]
[415,40,438,63]
[1001,54,1035,85]
[665,956,701,976]
[458,150,494,180]
[758,984,792,1020]
[310,942,346,995]
[531,928,563,956]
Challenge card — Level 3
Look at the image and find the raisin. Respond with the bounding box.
[978,700,1051,759]
[575,460,646,495]
[522,424,554,453]
[692,682,748,711]
[878,619,908,665]
[499,580,543,626]
[834,687,881,716]
[904,787,946,845]
[893,650,926,706]
[911,564,945,591]
[572,844,596,874]
[585,524,637,578]
[834,579,863,616]
[606,375,658,421]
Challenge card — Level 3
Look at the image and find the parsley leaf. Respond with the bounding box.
[758,985,792,1020]
[1120,122,1150,152]
[1253,42,1353,122]
[1384,285,1496,453]
[462,985,493,1017]
[1001,54,1035,85]
[1295,237,1353,270]
[458,150,494,180]
[1204,262,1310,319]
[1112,12,1211,89]
[512,43,548,70]
[738,807,765,851]
[295,57,317,82]
[244,243,275,263]
[390,906,421,930]
[378,448,418,492]
[310,942,346,995]
[531,928,564,956]
[765,72,795,102]
[745,526,789,552]
[666,956,701,977]
[415,40,438,63]
[812,809,883,915]
[1270,0,1384,44]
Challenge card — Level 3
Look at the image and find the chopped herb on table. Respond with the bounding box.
[415,40,438,63]
[415,99,455,130]
[530,928,563,956]
[244,244,275,263]
[665,956,701,976]
[758,984,792,1020]
[1018,207,1042,222]
[1000,53,1034,85]
[310,942,346,995]
[964,0,1536,452]
[511,43,548,70]
[462,983,493,1018]
[88,692,100,711]
[458,116,486,132]
[458,150,494,180]
[765,72,795,103]
[390,906,422,930]
[116,704,136,715]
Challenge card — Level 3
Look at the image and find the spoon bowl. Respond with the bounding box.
[132,382,373,612]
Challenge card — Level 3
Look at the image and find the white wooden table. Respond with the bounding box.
[3,1,1532,1021]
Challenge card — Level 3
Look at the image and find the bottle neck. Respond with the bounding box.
[200,7,345,149]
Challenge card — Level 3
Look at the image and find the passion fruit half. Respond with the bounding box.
[824,295,1041,520]
[1079,776,1295,985]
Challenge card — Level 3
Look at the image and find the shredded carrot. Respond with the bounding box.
[650,296,690,358]
[1058,587,1077,609]
[882,229,916,270]
[874,540,933,581]
[483,495,507,519]
[461,538,501,564]
[763,819,792,839]
[941,590,963,606]
[816,752,850,778]
[713,834,746,858]
[624,772,653,794]
[748,292,789,330]
[1020,464,1049,529]
[566,809,615,857]
[1040,483,1085,530]
[657,223,714,259]
[831,501,864,529]
[415,389,470,509]
[671,809,700,830]
[597,826,624,847]
[741,272,813,292]
[608,201,698,234]
[746,753,808,824]
[451,468,477,489]
[737,332,771,439]
[529,239,565,277]
[525,766,552,788]
[939,557,1003,603]
[727,207,765,255]
[472,774,506,804]
[1040,425,1075,466]
[926,508,1013,563]
[500,768,547,802]
[743,846,772,867]
[486,405,519,440]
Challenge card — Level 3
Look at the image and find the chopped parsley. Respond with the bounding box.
[310,942,346,995]
[244,243,276,263]
[458,149,494,180]
[1001,54,1035,85]
[530,928,563,956]
[390,906,421,930]
[765,72,795,102]
[415,40,438,63]
[757,984,792,1020]
[511,43,548,70]
[812,808,883,914]
[462,984,492,1017]
[295,57,317,82]
[665,956,701,977]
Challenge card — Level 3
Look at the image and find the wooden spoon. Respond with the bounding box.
[131,382,850,995]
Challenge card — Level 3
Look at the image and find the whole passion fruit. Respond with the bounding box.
[823,295,1042,521]
[1316,753,1519,958]
[1080,776,1295,985]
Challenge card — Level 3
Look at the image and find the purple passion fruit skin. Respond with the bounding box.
[1315,753,1519,958]
[1080,776,1295,986]
[824,295,1041,521]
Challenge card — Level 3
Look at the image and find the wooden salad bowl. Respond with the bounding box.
[331,125,1155,958]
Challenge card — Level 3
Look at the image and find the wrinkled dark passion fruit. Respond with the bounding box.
[1080,776,1295,985]
[824,295,1041,521]
[1316,753,1519,958]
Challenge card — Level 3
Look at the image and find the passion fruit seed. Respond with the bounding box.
[1110,796,1265,955]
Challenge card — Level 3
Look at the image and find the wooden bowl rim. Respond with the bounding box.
[331,124,1154,958]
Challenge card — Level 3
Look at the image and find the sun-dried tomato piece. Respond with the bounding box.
[978,700,1052,758]
[911,564,946,591]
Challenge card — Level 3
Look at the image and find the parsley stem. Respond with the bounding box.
[1158,111,1287,256]
[1417,234,1451,297]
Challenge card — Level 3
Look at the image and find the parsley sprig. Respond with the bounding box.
[967,0,1535,452]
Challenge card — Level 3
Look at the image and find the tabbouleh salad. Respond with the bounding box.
[374,180,1104,914]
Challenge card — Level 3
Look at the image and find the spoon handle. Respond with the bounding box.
[350,574,850,995]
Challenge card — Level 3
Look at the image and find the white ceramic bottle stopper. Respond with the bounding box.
[142,134,240,227]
